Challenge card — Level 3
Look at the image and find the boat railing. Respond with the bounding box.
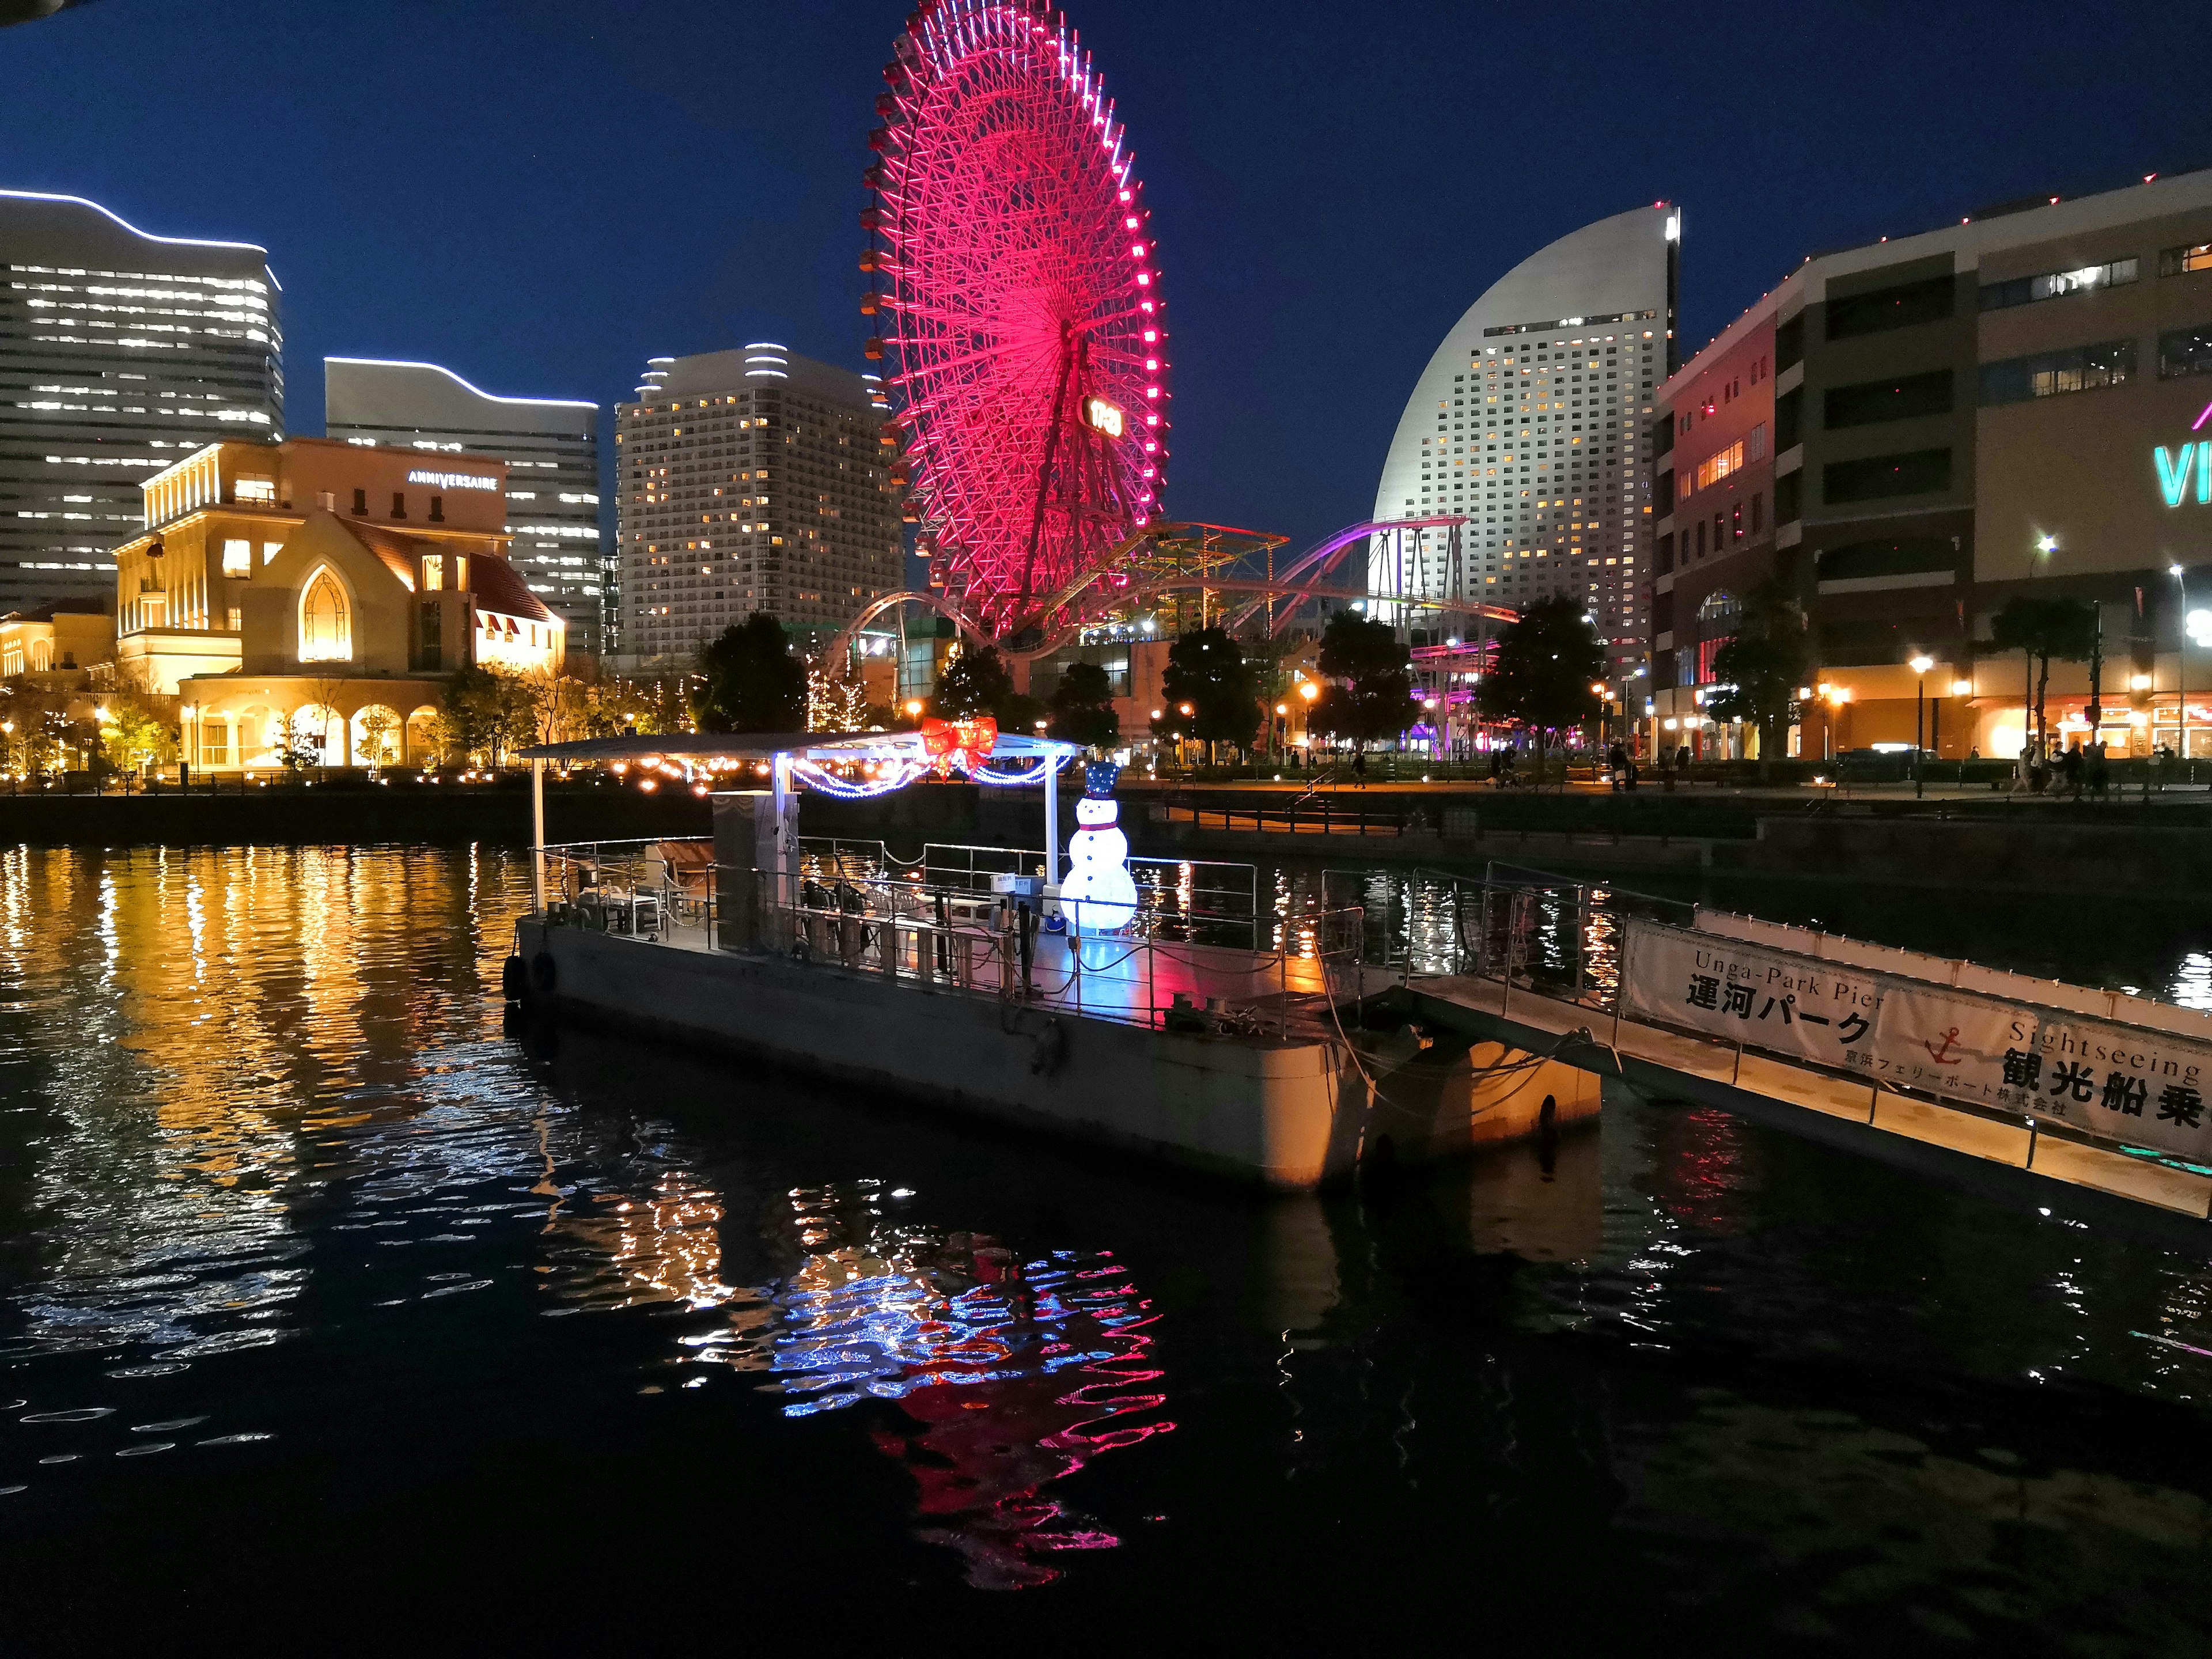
[913,841,1264,949]
[535,842,1364,1036]
[748,866,1367,1036]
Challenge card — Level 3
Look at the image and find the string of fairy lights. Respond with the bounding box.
[603,751,1073,799]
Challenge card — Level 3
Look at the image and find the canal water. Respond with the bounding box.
[3,846,2211,1648]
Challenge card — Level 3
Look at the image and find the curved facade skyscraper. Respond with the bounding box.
[0,189,282,613]
[1370,206,1676,674]
[324,358,602,653]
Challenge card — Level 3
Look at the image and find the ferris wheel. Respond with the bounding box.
[863,0,1168,642]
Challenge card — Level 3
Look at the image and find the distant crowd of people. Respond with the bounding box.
[2011,737,2179,799]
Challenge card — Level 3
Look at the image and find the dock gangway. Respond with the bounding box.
[1363,866,2212,1250]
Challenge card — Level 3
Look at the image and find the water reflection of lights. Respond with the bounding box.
[556,1177,1173,1588]
[762,1188,1173,1589]
[2171,952,2212,1013]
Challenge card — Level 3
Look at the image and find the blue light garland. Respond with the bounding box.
[788,758,930,798]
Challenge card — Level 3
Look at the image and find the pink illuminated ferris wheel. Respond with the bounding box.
[863,0,1168,640]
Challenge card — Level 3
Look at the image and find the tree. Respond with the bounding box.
[97,696,174,777]
[694,612,805,733]
[1990,594,2096,756]
[525,668,595,747]
[1150,626,1258,761]
[2,679,87,779]
[1307,611,1413,755]
[440,664,538,764]
[589,673,684,737]
[1048,660,1120,751]
[94,664,178,778]
[927,642,1016,721]
[1705,580,1810,772]
[805,656,872,732]
[1475,597,1605,758]
[356,707,397,774]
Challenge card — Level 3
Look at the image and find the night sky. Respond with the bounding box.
[5,0,2205,551]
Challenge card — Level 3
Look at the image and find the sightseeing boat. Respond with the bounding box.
[505,726,1596,1188]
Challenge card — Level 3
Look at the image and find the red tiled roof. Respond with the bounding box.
[334,520,553,627]
[343,520,432,592]
[465,550,556,626]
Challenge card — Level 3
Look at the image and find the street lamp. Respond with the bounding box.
[1909,653,1934,797]
[2174,564,2190,773]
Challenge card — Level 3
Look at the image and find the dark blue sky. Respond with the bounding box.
[6,0,2205,550]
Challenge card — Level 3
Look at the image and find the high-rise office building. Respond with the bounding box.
[614,343,900,663]
[324,358,603,654]
[1371,206,1677,677]
[0,188,282,613]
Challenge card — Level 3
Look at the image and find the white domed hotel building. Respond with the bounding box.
[1370,206,1677,675]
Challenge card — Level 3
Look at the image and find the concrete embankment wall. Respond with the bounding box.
[1134,809,2212,898]
[5,782,2206,899]
[1718,816,2212,896]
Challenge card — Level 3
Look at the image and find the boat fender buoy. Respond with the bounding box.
[1029,1018,1067,1077]
[530,953,557,995]
[501,955,526,1002]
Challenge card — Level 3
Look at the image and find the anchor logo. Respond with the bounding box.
[1924,1026,1963,1065]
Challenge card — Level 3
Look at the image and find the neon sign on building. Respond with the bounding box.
[2158,402,2212,506]
[2156,442,2212,506]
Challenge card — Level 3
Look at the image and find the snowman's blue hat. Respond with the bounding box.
[1084,759,1120,798]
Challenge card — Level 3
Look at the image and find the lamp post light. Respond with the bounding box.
[1909,654,1934,797]
[2174,565,2190,775]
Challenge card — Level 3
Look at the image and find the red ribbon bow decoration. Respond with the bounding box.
[920,715,998,775]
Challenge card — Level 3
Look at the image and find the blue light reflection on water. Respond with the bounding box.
[2,846,2212,1641]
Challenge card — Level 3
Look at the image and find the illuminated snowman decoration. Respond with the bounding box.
[1058,760,1138,934]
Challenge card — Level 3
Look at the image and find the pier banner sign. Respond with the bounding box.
[1620,920,2212,1162]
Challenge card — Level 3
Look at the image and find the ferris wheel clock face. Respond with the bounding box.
[865,0,1168,639]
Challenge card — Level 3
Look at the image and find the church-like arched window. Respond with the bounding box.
[299,567,352,662]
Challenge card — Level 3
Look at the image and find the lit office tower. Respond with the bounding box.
[323,358,604,654]
[615,343,900,662]
[0,188,282,612]
[1371,205,1677,676]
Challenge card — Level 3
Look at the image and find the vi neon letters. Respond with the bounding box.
[2156,441,2212,507]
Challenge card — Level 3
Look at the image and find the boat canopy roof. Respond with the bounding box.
[514,730,1086,765]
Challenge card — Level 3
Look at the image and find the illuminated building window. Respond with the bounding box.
[422,554,444,590]
[298,566,352,661]
[221,538,251,577]
[2161,243,2212,278]
[1980,257,2138,311]
[2156,324,2212,381]
[1981,340,2135,403]
[234,474,276,503]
